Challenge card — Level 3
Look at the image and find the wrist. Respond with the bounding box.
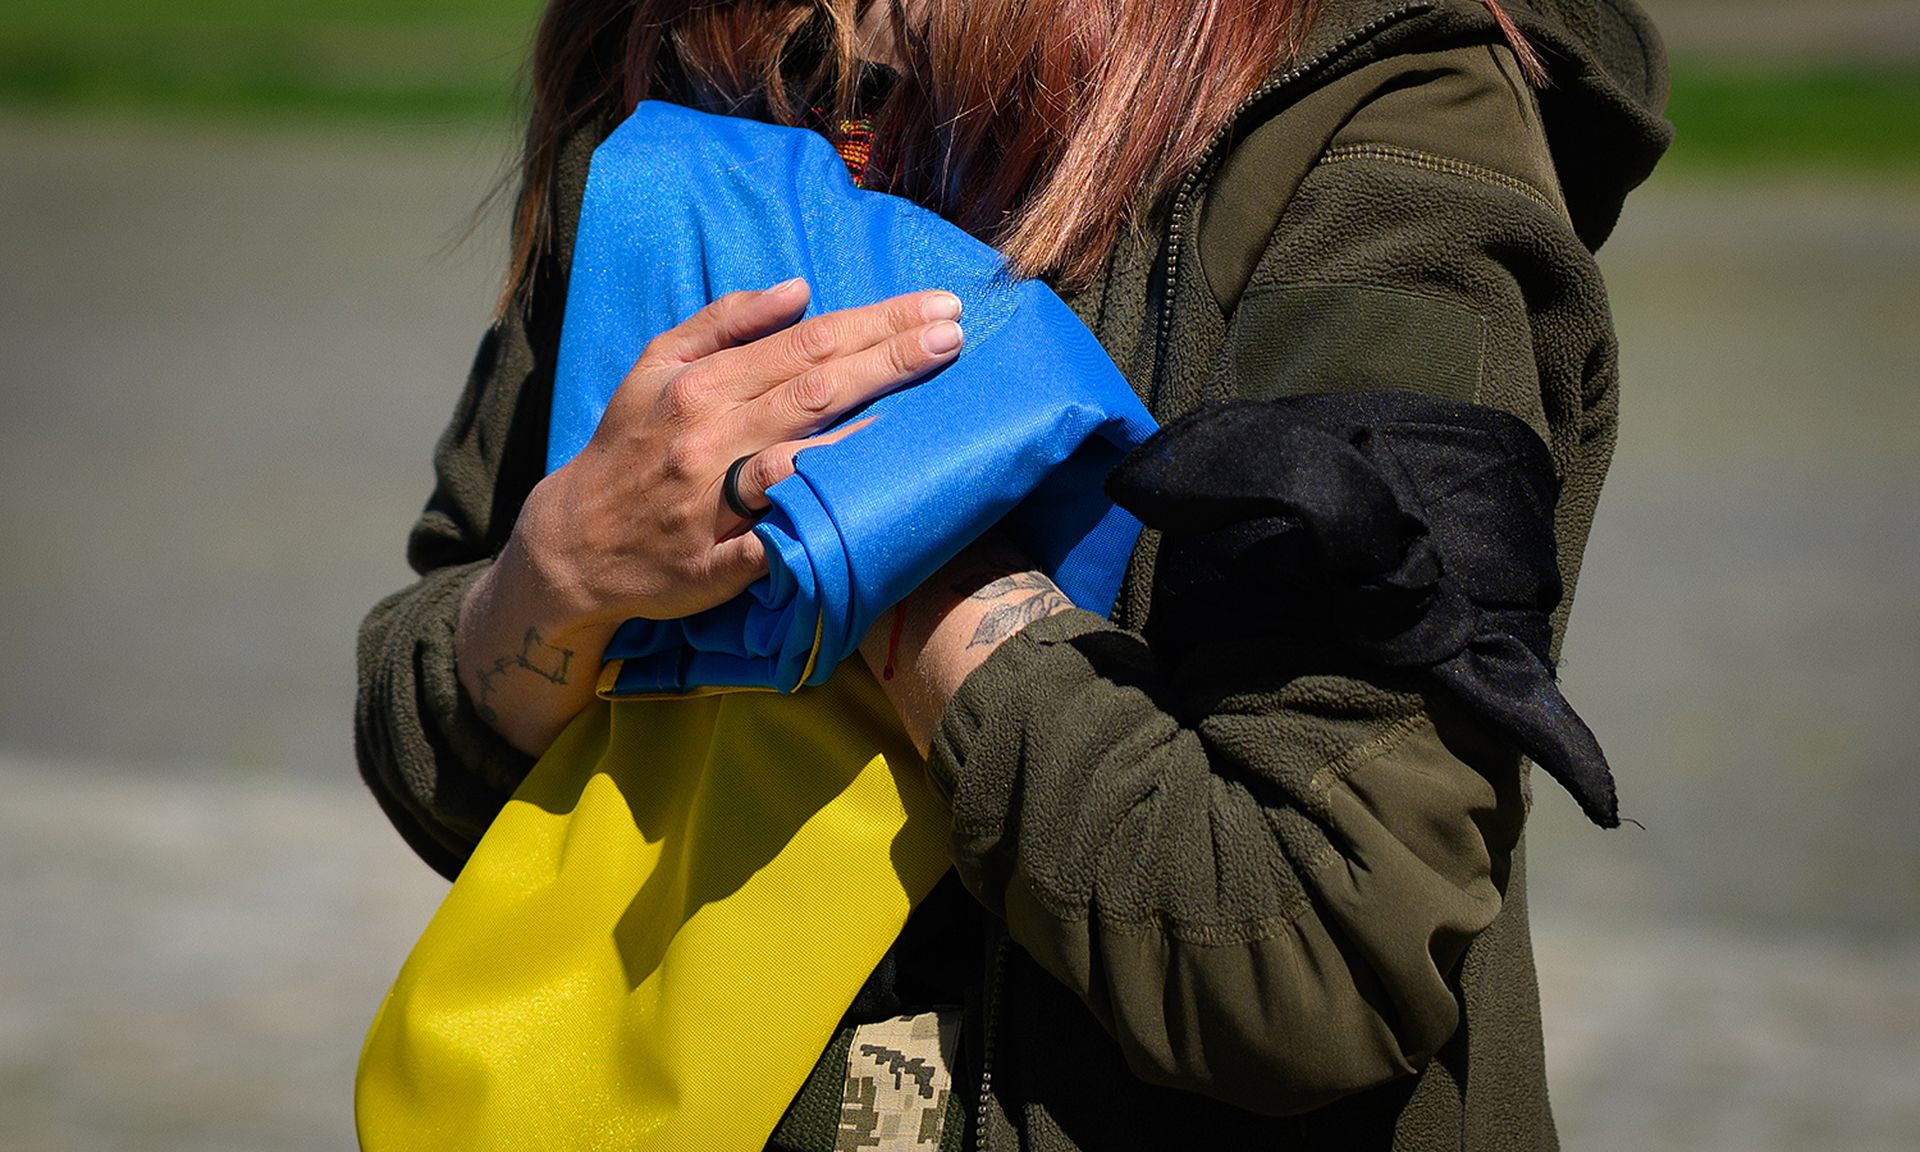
[453,544,617,756]
[860,543,1071,754]
[506,473,609,641]
[456,487,620,691]
[907,586,1006,705]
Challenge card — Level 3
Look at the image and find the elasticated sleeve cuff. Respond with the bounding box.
[925,607,1118,835]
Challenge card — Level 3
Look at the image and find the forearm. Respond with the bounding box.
[856,533,1073,757]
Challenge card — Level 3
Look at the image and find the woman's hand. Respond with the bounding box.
[457,277,966,756]
[527,277,965,627]
[858,530,1074,757]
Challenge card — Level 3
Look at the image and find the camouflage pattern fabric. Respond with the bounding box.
[836,1009,961,1151]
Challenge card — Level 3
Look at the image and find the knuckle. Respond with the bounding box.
[765,445,801,485]
[751,446,797,492]
[793,317,838,363]
[895,294,933,326]
[787,369,838,417]
[742,454,774,497]
[656,373,705,417]
[655,434,708,482]
[651,499,691,539]
[678,426,719,466]
[654,445,692,483]
[886,333,924,378]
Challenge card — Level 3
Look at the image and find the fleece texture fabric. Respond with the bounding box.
[355,0,1672,1147]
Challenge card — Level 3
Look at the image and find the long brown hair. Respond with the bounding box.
[501,0,1539,312]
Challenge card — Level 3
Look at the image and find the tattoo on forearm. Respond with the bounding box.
[957,570,1072,649]
[472,626,575,723]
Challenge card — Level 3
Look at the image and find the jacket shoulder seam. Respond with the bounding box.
[1317,142,1564,219]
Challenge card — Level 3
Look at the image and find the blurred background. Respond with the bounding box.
[1,0,1915,1148]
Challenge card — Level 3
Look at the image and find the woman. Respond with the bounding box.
[356,0,1671,1146]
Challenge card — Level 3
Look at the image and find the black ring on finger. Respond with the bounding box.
[723,453,766,521]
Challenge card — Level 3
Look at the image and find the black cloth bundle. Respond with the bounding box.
[1106,390,1619,828]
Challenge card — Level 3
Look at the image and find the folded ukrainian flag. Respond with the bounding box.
[356,103,1155,1152]
[549,100,1156,697]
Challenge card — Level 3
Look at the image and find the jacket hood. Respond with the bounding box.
[1510,0,1673,247]
[1288,0,1674,249]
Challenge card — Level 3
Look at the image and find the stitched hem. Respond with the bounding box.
[1318,142,1565,219]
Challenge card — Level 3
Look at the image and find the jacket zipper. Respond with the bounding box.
[965,9,1446,1149]
[973,930,1010,1152]
[1150,1,1438,395]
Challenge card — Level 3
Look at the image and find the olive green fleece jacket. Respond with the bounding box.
[354,0,1670,1146]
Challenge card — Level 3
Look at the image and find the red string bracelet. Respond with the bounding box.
[881,602,906,681]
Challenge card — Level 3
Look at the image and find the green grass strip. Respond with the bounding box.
[1664,64,1920,173]
[1,10,1917,175]
[0,16,535,126]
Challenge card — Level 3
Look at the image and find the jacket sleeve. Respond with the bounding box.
[354,128,598,880]
[925,42,1624,1115]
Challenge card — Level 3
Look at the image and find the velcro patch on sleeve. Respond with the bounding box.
[1228,282,1486,403]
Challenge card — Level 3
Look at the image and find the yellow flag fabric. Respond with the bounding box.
[355,662,952,1151]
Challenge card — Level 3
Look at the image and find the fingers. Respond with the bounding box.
[643,277,811,364]
[730,316,962,444]
[721,418,876,520]
[712,528,768,578]
[700,288,963,401]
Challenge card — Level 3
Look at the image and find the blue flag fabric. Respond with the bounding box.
[549,101,1156,696]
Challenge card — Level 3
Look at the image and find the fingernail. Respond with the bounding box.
[921,321,963,355]
[921,291,963,322]
[764,277,805,297]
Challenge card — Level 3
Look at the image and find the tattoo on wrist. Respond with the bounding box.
[472,626,575,723]
[957,571,1072,649]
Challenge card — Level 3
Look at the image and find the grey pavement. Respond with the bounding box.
[1649,0,1920,64]
[1527,171,1920,1150]
[2,117,1917,1150]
